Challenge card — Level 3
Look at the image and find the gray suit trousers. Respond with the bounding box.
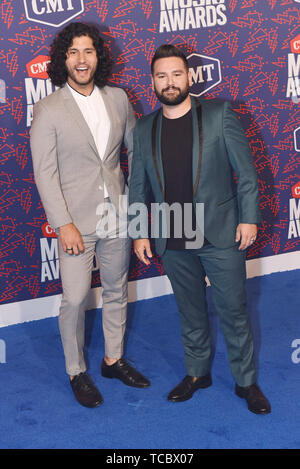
[58,228,130,376]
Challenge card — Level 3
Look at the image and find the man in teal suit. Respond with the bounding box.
[129,45,271,414]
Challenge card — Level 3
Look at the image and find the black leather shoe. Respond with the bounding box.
[70,373,103,408]
[235,383,271,414]
[101,358,150,388]
[168,374,212,402]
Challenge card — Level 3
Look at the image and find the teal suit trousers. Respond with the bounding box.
[161,243,256,387]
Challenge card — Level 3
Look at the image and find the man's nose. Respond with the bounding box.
[78,52,86,63]
[167,75,175,86]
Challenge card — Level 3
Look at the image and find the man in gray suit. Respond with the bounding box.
[30,22,150,408]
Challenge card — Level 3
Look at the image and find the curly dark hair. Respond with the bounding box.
[47,22,112,88]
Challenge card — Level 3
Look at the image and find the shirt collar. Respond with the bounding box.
[67,82,98,100]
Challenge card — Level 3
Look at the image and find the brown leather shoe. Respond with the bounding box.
[70,373,103,408]
[168,374,212,402]
[235,383,271,414]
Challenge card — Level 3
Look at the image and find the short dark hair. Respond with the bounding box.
[151,44,189,75]
[47,22,112,88]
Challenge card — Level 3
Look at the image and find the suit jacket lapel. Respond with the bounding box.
[99,87,115,161]
[191,97,203,196]
[61,85,99,158]
[152,109,165,198]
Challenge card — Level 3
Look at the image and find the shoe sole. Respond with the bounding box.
[235,390,271,415]
[168,378,212,402]
[101,370,150,388]
[82,400,103,408]
[73,395,103,408]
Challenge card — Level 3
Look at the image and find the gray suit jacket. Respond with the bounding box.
[30,84,135,234]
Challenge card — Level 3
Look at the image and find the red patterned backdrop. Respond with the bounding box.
[0,0,299,309]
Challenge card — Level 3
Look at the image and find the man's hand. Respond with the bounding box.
[59,223,85,255]
[235,223,257,251]
[134,239,153,265]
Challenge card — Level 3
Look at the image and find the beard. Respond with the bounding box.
[154,83,190,106]
[66,65,97,88]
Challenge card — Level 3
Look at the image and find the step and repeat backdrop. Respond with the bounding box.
[0,0,299,315]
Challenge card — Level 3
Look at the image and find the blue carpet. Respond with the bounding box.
[0,269,300,449]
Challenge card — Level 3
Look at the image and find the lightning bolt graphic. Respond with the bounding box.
[232,11,263,29]
[8,27,45,46]
[113,0,137,18]
[1,1,13,28]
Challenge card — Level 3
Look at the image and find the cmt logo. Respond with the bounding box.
[187,53,222,97]
[25,56,58,126]
[26,55,50,80]
[294,126,300,152]
[41,221,57,238]
[292,182,300,199]
[291,34,300,54]
[40,222,58,282]
[23,0,84,27]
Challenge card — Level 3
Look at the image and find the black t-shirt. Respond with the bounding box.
[161,110,195,250]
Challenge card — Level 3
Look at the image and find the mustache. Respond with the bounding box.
[162,86,180,93]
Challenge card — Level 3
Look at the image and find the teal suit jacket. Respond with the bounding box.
[129,97,261,256]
